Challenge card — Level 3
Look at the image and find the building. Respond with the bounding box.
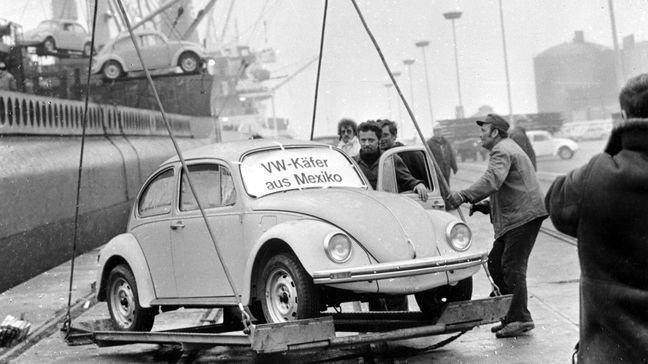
[534,31,617,121]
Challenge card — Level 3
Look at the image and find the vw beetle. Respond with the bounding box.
[96,139,487,330]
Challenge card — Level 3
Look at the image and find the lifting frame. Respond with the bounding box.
[65,295,511,355]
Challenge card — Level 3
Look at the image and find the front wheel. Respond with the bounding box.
[558,146,574,160]
[106,264,155,331]
[178,52,200,73]
[259,252,321,323]
[415,277,473,320]
[103,61,123,80]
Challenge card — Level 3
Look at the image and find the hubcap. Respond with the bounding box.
[110,277,135,328]
[265,267,298,322]
[181,57,197,72]
[105,64,120,79]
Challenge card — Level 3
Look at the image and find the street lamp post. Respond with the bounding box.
[403,59,416,138]
[392,71,403,123]
[443,10,464,118]
[415,40,435,131]
[497,0,514,126]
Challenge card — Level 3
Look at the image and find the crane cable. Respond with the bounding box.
[309,0,328,140]
[62,0,99,338]
[348,0,465,222]
[114,0,253,331]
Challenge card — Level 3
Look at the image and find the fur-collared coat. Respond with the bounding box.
[546,118,648,363]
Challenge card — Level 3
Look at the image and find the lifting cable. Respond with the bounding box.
[309,0,328,140]
[62,0,100,337]
[114,0,252,331]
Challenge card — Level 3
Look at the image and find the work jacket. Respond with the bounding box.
[546,119,648,363]
[460,138,547,238]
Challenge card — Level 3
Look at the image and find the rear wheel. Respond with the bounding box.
[259,252,321,323]
[414,277,473,320]
[106,264,155,331]
[178,52,200,73]
[103,61,123,80]
[558,146,574,160]
[83,42,93,57]
[43,37,56,53]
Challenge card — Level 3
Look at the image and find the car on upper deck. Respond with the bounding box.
[91,30,206,80]
[95,139,486,330]
[527,130,579,160]
[21,19,94,56]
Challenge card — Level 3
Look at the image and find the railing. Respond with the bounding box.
[0,91,213,138]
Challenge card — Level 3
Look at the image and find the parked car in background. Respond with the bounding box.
[21,19,93,56]
[527,130,579,160]
[558,120,612,142]
[91,30,206,80]
[96,139,486,330]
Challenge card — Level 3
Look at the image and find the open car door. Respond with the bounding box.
[376,145,447,211]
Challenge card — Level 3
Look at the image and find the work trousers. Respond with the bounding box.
[488,217,543,323]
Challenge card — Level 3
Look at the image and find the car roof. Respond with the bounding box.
[163,138,334,164]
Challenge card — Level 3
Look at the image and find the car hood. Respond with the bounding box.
[252,188,440,262]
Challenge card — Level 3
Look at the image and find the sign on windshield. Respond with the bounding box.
[240,147,366,197]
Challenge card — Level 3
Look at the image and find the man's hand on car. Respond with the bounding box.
[413,183,428,202]
[446,190,465,210]
[469,201,490,216]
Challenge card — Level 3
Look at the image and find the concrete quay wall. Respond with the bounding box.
[0,136,208,292]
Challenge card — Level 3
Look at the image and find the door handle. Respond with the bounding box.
[170,221,185,230]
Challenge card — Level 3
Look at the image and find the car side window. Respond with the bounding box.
[138,169,175,217]
[534,134,548,142]
[180,164,236,211]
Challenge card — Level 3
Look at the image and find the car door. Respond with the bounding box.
[130,167,177,298]
[138,34,172,70]
[71,24,87,51]
[530,132,552,157]
[377,145,446,211]
[171,162,243,299]
[113,37,137,71]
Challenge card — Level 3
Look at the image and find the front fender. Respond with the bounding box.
[242,219,372,299]
[96,233,156,308]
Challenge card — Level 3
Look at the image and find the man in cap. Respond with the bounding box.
[0,62,16,91]
[446,113,547,338]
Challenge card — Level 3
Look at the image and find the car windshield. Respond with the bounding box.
[240,146,366,197]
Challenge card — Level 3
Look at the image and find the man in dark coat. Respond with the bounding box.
[509,122,537,171]
[426,136,457,185]
[545,73,648,363]
[378,119,429,187]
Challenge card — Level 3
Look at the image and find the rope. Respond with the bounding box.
[115,0,252,331]
[63,0,99,337]
[348,0,465,222]
[309,0,328,141]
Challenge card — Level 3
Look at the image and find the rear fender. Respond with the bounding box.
[96,233,156,308]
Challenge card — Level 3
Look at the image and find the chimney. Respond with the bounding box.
[573,31,585,43]
[623,34,635,50]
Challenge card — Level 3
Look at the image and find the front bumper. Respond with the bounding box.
[312,251,487,284]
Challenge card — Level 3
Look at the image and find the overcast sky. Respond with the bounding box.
[4,0,648,139]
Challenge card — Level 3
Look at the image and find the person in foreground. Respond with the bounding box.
[446,113,548,338]
[545,73,648,363]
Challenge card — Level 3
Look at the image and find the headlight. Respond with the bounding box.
[445,222,472,251]
[324,233,352,263]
